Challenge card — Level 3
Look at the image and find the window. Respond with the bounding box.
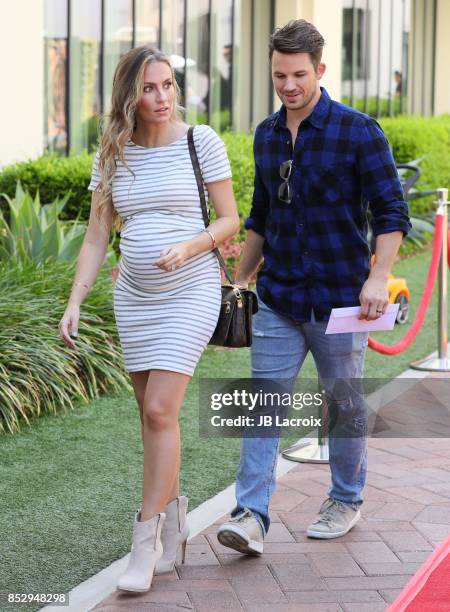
[135,0,160,47]
[43,0,272,151]
[161,0,185,101]
[103,0,133,115]
[210,0,233,131]
[44,0,68,153]
[342,0,410,117]
[342,7,366,82]
[185,0,210,125]
[69,0,101,151]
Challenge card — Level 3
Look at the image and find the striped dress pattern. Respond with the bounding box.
[88,124,232,375]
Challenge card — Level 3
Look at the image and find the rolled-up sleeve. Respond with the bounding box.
[357,119,412,238]
[244,126,270,237]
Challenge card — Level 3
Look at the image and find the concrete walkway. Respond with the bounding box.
[90,430,450,611]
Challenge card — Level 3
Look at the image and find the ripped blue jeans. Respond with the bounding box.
[231,296,368,534]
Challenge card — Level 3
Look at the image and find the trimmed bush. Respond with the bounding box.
[1,116,449,225]
[218,130,254,240]
[342,95,404,117]
[0,150,94,222]
[379,115,450,215]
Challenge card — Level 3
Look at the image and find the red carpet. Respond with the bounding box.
[387,534,450,611]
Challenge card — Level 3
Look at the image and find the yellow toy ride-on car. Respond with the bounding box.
[387,275,410,324]
[370,255,410,324]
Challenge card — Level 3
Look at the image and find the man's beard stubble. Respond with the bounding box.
[282,86,317,111]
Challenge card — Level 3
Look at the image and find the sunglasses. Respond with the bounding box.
[278,159,293,203]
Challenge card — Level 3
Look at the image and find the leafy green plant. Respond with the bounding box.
[0,181,117,268]
[0,258,129,435]
[0,181,83,263]
[390,156,441,256]
[397,215,434,257]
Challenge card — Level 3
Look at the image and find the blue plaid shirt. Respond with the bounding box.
[245,87,412,323]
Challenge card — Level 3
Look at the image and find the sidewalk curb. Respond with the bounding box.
[40,456,299,612]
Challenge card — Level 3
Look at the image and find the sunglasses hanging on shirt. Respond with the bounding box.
[278,159,293,203]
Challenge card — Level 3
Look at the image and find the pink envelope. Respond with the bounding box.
[325,303,400,334]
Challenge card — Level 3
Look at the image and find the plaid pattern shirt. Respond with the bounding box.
[245,87,412,323]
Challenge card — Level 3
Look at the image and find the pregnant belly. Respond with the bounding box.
[118,213,212,286]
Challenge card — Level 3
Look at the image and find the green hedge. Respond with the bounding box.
[342,95,404,117]
[378,115,450,214]
[220,130,253,238]
[1,115,449,224]
[0,150,94,222]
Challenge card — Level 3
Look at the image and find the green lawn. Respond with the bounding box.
[0,247,441,610]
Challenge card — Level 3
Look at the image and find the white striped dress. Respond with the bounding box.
[88,124,232,375]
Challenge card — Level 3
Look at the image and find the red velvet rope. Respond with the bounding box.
[368,214,444,355]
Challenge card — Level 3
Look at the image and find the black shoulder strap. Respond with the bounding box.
[187,126,233,285]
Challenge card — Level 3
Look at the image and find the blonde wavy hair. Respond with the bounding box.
[94,46,184,232]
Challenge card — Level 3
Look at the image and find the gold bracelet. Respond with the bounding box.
[203,229,216,249]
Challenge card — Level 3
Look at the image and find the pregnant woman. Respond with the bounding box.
[58,45,239,592]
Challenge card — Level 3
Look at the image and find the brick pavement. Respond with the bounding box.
[92,434,450,612]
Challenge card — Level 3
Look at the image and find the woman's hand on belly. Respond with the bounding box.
[153,241,191,272]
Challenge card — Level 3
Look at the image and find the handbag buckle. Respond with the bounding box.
[232,286,243,308]
[225,301,231,314]
[232,286,242,299]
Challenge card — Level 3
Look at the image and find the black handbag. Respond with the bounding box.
[187,126,258,347]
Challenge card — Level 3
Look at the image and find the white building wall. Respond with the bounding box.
[0,0,44,167]
[310,0,343,102]
[434,0,450,115]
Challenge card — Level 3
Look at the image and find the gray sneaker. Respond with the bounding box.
[306,497,361,539]
[217,508,264,555]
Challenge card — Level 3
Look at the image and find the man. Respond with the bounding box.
[217,19,411,553]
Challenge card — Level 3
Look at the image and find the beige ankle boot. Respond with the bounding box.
[154,496,189,574]
[117,511,165,592]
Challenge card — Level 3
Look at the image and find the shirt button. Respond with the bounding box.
[303,250,309,255]
[286,140,290,145]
